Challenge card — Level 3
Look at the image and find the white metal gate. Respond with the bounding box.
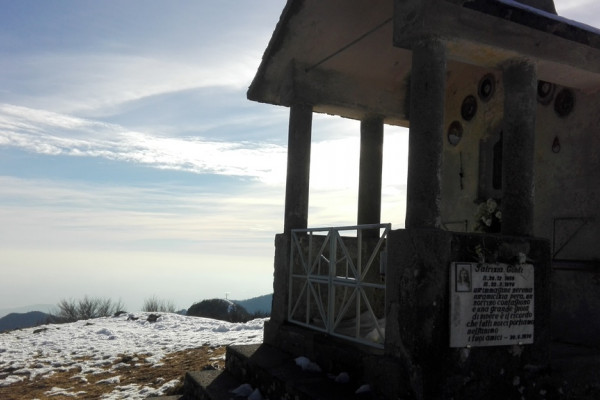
[288,224,389,348]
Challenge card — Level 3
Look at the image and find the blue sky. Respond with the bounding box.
[0,1,595,312]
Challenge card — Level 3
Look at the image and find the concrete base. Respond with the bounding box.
[552,261,600,347]
[187,343,387,400]
[263,321,414,399]
[184,370,240,400]
[385,228,552,399]
[259,228,564,399]
[163,336,600,399]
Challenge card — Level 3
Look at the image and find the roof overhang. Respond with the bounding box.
[248,0,600,127]
[396,0,600,90]
[248,0,408,126]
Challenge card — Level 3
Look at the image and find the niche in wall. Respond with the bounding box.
[478,127,503,201]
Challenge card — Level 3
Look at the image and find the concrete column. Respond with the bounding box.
[502,59,536,236]
[283,103,313,234]
[405,38,446,229]
[358,115,384,230]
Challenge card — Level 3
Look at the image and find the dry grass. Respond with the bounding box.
[0,345,225,400]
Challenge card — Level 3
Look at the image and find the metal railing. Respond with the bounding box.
[288,224,390,348]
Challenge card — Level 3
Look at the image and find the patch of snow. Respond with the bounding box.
[334,372,350,383]
[110,362,130,370]
[356,384,371,394]
[213,324,229,333]
[230,383,254,396]
[45,386,86,397]
[158,378,181,391]
[70,374,88,384]
[97,375,121,384]
[0,312,266,398]
[248,387,264,400]
[294,356,322,372]
[0,374,26,387]
[96,328,114,336]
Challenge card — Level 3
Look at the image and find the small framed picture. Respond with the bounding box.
[456,263,472,292]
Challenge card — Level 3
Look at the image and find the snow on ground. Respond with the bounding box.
[0,312,265,398]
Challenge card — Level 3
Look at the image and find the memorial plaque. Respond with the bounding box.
[450,262,534,347]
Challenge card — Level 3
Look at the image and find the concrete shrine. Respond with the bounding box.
[244,0,600,398]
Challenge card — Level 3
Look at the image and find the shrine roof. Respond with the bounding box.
[248,0,600,125]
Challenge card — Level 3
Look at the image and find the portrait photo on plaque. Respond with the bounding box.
[455,263,472,292]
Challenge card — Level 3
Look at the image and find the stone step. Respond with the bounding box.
[222,343,383,400]
[550,342,600,398]
[184,369,244,400]
[183,343,384,399]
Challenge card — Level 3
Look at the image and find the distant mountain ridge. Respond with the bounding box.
[0,311,49,332]
[232,293,272,315]
[0,303,54,318]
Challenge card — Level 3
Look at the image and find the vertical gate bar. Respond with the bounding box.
[288,230,295,322]
[357,227,362,278]
[328,228,336,333]
[307,231,313,325]
[306,280,310,325]
[356,227,363,338]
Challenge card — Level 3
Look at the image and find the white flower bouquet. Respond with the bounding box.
[475,198,502,233]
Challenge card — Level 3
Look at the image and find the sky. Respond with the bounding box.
[0,1,597,312]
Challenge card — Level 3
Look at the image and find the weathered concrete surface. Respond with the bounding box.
[385,228,551,399]
[283,103,312,234]
[358,115,384,229]
[439,61,600,259]
[395,0,600,90]
[257,323,413,400]
[552,264,600,347]
[264,234,291,338]
[405,39,446,229]
[184,370,238,400]
[502,60,536,236]
[224,343,389,400]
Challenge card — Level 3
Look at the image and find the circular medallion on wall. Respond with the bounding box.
[478,74,495,102]
[461,95,477,121]
[554,88,575,117]
[447,121,463,146]
[537,80,555,105]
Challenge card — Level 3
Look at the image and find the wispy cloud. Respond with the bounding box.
[0,104,409,195]
[0,104,288,184]
[1,52,262,115]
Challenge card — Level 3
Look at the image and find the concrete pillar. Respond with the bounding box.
[283,103,313,234]
[405,38,446,229]
[358,115,384,230]
[266,103,312,337]
[502,59,536,236]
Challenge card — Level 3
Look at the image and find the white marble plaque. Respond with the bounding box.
[450,262,534,348]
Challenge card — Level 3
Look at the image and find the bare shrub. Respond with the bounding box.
[142,296,176,313]
[49,296,125,323]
